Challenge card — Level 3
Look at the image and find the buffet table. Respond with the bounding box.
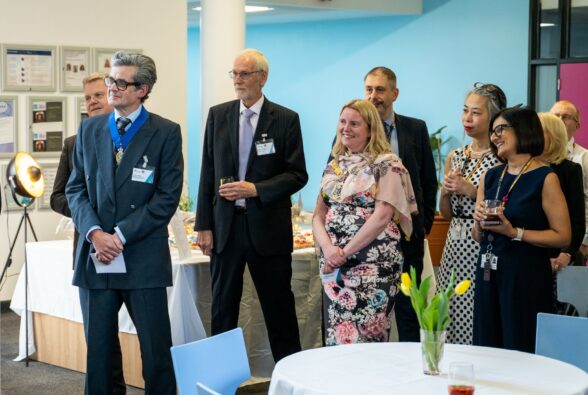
[269,343,588,395]
[10,240,322,388]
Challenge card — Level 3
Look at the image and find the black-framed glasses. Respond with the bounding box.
[491,123,513,137]
[228,70,261,80]
[104,76,142,91]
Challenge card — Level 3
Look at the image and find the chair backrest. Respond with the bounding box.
[171,328,251,395]
[557,266,588,317]
[196,382,221,395]
[535,312,588,372]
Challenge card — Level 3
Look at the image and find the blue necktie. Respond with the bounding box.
[238,109,255,181]
[115,117,131,165]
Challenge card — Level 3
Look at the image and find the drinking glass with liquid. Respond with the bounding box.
[481,199,502,226]
[448,362,475,395]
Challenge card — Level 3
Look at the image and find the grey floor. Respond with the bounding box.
[0,306,268,394]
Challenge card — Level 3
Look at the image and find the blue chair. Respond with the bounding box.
[535,312,588,372]
[171,328,251,395]
[557,266,588,317]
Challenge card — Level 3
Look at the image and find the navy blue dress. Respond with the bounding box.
[473,164,554,353]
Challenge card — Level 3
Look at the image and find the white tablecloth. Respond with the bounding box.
[269,343,588,395]
[10,240,322,377]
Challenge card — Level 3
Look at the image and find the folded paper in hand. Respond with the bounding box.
[90,252,127,274]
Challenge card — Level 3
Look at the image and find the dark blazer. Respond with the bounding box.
[395,114,437,238]
[51,135,80,263]
[551,159,585,257]
[196,98,308,255]
[51,135,76,217]
[66,111,184,289]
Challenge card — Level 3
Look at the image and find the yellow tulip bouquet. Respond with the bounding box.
[399,267,471,374]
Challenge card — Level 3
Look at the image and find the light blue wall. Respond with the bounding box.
[187,0,530,210]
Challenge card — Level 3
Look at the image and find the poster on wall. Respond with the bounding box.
[1,44,56,92]
[60,46,91,92]
[0,96,18,158]
[28,96,66,157]
[35,162,57,209]
[75,96,88,131]
[93,47,142,75]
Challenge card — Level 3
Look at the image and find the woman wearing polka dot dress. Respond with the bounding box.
[437,83,506,344]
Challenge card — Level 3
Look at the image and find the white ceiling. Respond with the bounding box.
[187,0,423,27]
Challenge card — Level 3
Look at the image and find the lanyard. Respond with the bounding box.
[461,145,489,181]
[494,157,534,207]
[453,146,489,218]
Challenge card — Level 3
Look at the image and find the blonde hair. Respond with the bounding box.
[539,112,568,165]
[331,99,391,159]
[82,72,107,87]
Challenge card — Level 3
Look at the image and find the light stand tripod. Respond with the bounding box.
[1,188,39,367]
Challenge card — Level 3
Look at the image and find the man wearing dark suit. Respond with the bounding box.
[196,48,308,362]
[51,72,113,261]
[364,66,437,342]
[51,72,128,394]
[66,52,182,395]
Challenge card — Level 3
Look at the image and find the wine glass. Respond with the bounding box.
[448,362,475,395]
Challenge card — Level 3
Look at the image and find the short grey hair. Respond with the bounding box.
[467,83,507,121]
[236,48,269,74]
[111,51,157,102]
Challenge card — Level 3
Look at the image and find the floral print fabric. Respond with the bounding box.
[319,153,417,345]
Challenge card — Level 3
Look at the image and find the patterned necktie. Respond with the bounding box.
[238,109,255,181]
[383,121,392,140]
[115,117,131,165]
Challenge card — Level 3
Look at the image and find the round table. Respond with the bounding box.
[268,343,588,395]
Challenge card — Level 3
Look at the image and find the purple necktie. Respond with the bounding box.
[238,109,255,181]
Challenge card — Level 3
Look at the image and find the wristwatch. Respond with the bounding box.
[512,227,524,241]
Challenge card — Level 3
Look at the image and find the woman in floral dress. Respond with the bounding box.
[313,99,417,345]
[437,83,506,344]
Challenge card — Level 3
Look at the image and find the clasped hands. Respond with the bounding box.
[219,181,257,201]
[90,230,123,263]
[443,170,476,198]
[322,244,347,274]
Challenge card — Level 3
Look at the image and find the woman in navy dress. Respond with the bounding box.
[471,107,570,353]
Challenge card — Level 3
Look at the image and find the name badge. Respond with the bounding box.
[480,253,498,270]
[132,167,154,184]
[255,136,275,156]
[450,220,468,241]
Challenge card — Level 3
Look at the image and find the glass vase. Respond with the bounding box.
[420,329,446,375]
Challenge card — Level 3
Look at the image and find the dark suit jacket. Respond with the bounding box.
[394,114,437,238]
[51,135,79,263]
[51,135,76,217]
[195,98,308,255]
[551,159,585,257]
[66,111,184,289]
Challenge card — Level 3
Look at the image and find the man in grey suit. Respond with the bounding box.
[196,48,308,362]
[67,52,183,395]
[364,66,437,342]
